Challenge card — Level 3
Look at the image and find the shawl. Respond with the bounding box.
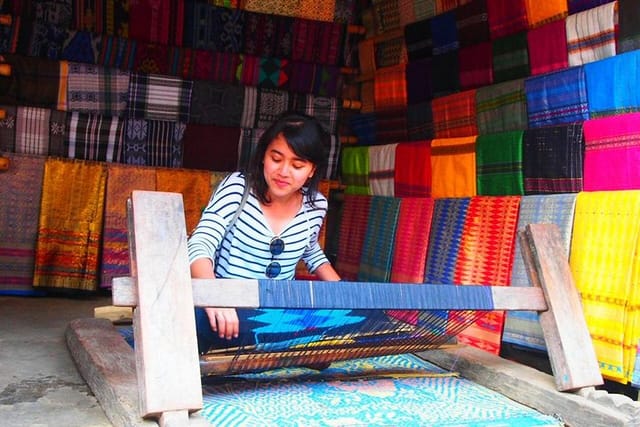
[49,109,67,157]
[570,190,640,383]
[0,54,60,109]
[208,51,242,84]
[491,31,530,84]
[289,94,339,135]
[15,106,50,155]
[374,108,409,145]
[20,20,69,60]
[123,118,185,168]
[458,42,493,90]
[523,123,584,194]
[524,0,567,29]
[527,19,568,76]
[243,11,294,59]
[0,105,16,152]
[406,57,433,105]
[0,154,45,296]
[156,168,213,234]
[372,0,402,34]
[349,112,377,146]
[475,130,524,196]
[394,140,432,197]
[525,65,589,128]
[431,50,460,97]
[404,17,433,61]
[431,10,459,55]
[33,158,107,292]
[126,72,192,123]
[238,55,260,87]
[430,136,477,198]
[67,62,130,116]
[335,194,372,280]
[243,87,291,129]
[67,111,125,163]
[568,0,614,14]
[94,0,129,37]
[358,196,401,283]
[243,0,336,22]
[189,80,245,127]
[182,123,241,172]
[183,4,245,52]
[0,12,19,54]
[60,30,101,64]
[169,46,195,80]
[341,145,371,195]
[96,35,137,71]
[407,101,435,141]
[618,0,640,54]
[503,193,576,351]
[583,113,640,191]
[584,49,640,118]
[566,1,617,67]
[128,0,183,46]
[374,64,407,111]
[486,0,528,40]
[432,89,478,138]
[455,0,490,48]
[258,57,290,90]
[368,143,397,196]
[133,42,170,76]
[476,78,528,135]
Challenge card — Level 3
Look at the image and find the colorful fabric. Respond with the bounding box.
[404,18,433,61]
[15,106,50,155]
[486,0,528,39]
[566,1,617,67]
[60,30,101,64]
[618,0,640,53]
[358,196,401,283]
[570,191,640,383]
[430,137,477,198]
[525,66,589,128]
[33,158,107,291]
[476,130,524,195]
[156,168,212,234]
[293,19,344,66]
[189,80,245,127]
[66,112,125,163]
[525,0,567,29]
[123,118,185,168]
[455,0,490,48]
[67,62,130,116]
[503,193,577,351]
[368,143,397,196]
[458,42,493,90]
[432,90,478,138]
[431,10,459,55]
[492,31,529,84]
[374,64,407,111]
[182,124,241,172]
[476,78,528,134]
[335,195,371,280]
[523,123,584,194]
[0,154,45,296]
[127,72,192,122]
[374,108,409,145]
[128,0,183,46]
[527,19,568,76]
[341,146,370,195]
[96,35,137,71]
[132,42,170,76]
[394,141,432,197]
[583,113,640,191]
[407,101,435,141]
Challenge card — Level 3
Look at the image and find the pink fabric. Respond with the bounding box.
[528,19,568,75]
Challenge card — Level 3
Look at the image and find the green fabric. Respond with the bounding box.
[358,196,401,282]
[341,146,371,195]
[476,130,524,195]
[492,32,530,83]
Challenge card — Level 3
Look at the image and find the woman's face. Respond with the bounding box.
[263,133,316,201]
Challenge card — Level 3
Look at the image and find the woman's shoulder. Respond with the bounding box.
[304,189,328,209]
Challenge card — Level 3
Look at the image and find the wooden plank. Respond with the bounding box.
[128,191,202,418]
[521,224,603,391]
[94,305,133,324]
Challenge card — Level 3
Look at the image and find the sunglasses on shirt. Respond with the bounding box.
[265,236,285,278]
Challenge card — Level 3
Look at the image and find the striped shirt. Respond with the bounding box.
[187,172,330,279]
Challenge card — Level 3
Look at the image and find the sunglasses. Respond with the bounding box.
[265,237,285,278]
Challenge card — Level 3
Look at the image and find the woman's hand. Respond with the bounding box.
[205,307,239,340]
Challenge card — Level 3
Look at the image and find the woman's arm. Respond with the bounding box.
[313,262,341,281]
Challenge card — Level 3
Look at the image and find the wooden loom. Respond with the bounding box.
[66,191,640,427]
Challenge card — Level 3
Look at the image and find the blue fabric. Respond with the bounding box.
[585,49,640,117]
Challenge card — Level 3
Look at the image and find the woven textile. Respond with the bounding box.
[341,146,370,195]
[570,191,640,383]
[375,108,409,145]
[486,0,528,39]
[525,0,567,29]
[49,109,67,157]
[0,105,16,152]
[566,2,617,67]
[189,80,245,127]
[358,196,401,282]
[34,158,107,291]
[431,137,477,198]
[246,88,291,129]
[476,130,524,196]
[584,49,640,118]
[183,4,244,52]
[132,42,170,76]
[407,101,435,141]
[15,106,50,155]
[156,168,212,234]
[0,54,60,109]
[404,18,433,61]
[415,0,437,21]
[406,57,433,105]
[258,57,289,90]
[583,113,640,191]
[432,90,477,138]
[243,11,294,58]
[289,94,339,135]
[123,118,185,168]
[368,143,397,196]
[492,31,530,84]
[431,50,460,97]
[527,19,568,76]
[127,72,192,122]
[431,10,459,55]
[394,140,432,197]
[292,19,344,66]
[96,35,137,71]
[336,195,372,280]
[129,0,183,46]
[455,0,490,48]
[476,78,528,134]
[523,123,584,194]
[458,42,493,90]
[0,154,45,295]
[618,0,640,53]
[376,36,406,69]
[372,0,402,34]
[568,0,612,14]
[349,113,376,146]
[101,164,156,288]
[503,193,576,351]
[67,112,125,163]
[374,64,407,111]
[67,62,130,116]
[525,65,589,128]
[182,124,240,172]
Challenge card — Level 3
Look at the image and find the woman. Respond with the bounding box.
[188,112,341,354]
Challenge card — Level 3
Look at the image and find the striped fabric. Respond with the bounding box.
[15,106,50,155]
[394,140,432,197]
[583,113,640,191]
[476,78,528,135]
[407,101,435,141]
[289,94,339,135]
[374,64,407,111]
[523,123,584,194]
[455,0,490,48]
[566,1,617,67]
[432,90,477,138]
[475,130,524,196]
[618,0,640,53]
[431,10,459,55]
[525,65,589,128]
[96,35,137,71]
[527,19,568,76]
[525,0,567,29]
[369,143,397,196]
[503,193,577,351]
[336,195,372,281]
[341,145,370,195]
[491,31,530,84]
[67,62,130,116]
[430,137,477,198]
[568,0,613,14]
[486,0,528,40]
[458,42,493,90]
[292,19,344,66]
[358,196,401,282]
[0,54,60,109]
[126,72,192,122]
[243,10,294,59]
[372,0,402,34]
[67,112,125,163]
[123,118,185,167]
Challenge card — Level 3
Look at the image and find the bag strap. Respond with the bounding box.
[221,182,249,241]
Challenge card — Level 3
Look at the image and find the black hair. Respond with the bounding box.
[245,111,329,206]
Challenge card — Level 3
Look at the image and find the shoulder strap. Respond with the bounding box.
[222,181,249,240]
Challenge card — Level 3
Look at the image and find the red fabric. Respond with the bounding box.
[432,89,478,137]
[527,19,568,75]
[487,0,528,39]
[336,195,372,281]
[458,42,493,89]
[394,141,432,197]
[182,124,240,172]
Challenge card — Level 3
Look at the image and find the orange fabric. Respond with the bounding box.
[525,0,568,29]
[374,64,408,111]
[430,136,477,198]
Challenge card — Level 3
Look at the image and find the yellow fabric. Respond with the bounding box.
[156,168,212,234]
[430,137,477,198]
[57,60,68,111]
[570,190,640,383]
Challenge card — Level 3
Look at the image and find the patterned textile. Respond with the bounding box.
[101,164,156,288]
[375,36,407,69]
[200,353,563,426]
[0,154,45,295]
[431,11,459,55]
[0,54,60,109]
[189,80,245,127]
[242,0,335,22]
[486,0,528,39]
[358,196,401,282]
[33,158,107,291]
[584,49,640,118]
[0,13,19,54]
[525,66,589,128]
[182,124,240,172]
[390,197,435,283]
[375,108,409,145]
[568,0,613,14]
[183,3,244,52]
[374,64,407,111]
[243,88,291,129]
[289,94,339,135]
[258,57,289,90]
[49,109,67,157]
[406,57,433,105]
[67,62,130,116]
[0,105,16,152]
[237,127,265,171]
[566,2,617,67]
[492,31,529,84]
[415,0,438,21]
[455,0,490,48]
[570,191,640,383]
[525,0,567,29]
[618,0,640,53]
[244,11,294,59]
[527,19,568,76]
[335,194,372,280]
[292,19,344,66]
[131,42,169,76]
[476,130,524,196]
[20,20,69,60]
[372,0,402,34]
[65,112,124,162]
[458,42,493,90]
[128,0,183,46]
[15,106,50,155]
[341,146,370,195]
[407,101,435,141]
[156,168,213,234]
[127,72,192,122]
[432,90,477,138]
[123,118,185,167]
[430,137,477,198]
[523,123,584,194]
[503,193,577,351]
[454,195,521,354]
[60,30,101,65]
[368,143,397,196]
[96,35,137,71]
[404,18,433,61]
[349,113,376,146]
[583,113,640,191]
[476,78,528,135]
[394,140,432,197]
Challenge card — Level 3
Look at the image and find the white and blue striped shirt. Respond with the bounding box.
[187,172,330,279]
